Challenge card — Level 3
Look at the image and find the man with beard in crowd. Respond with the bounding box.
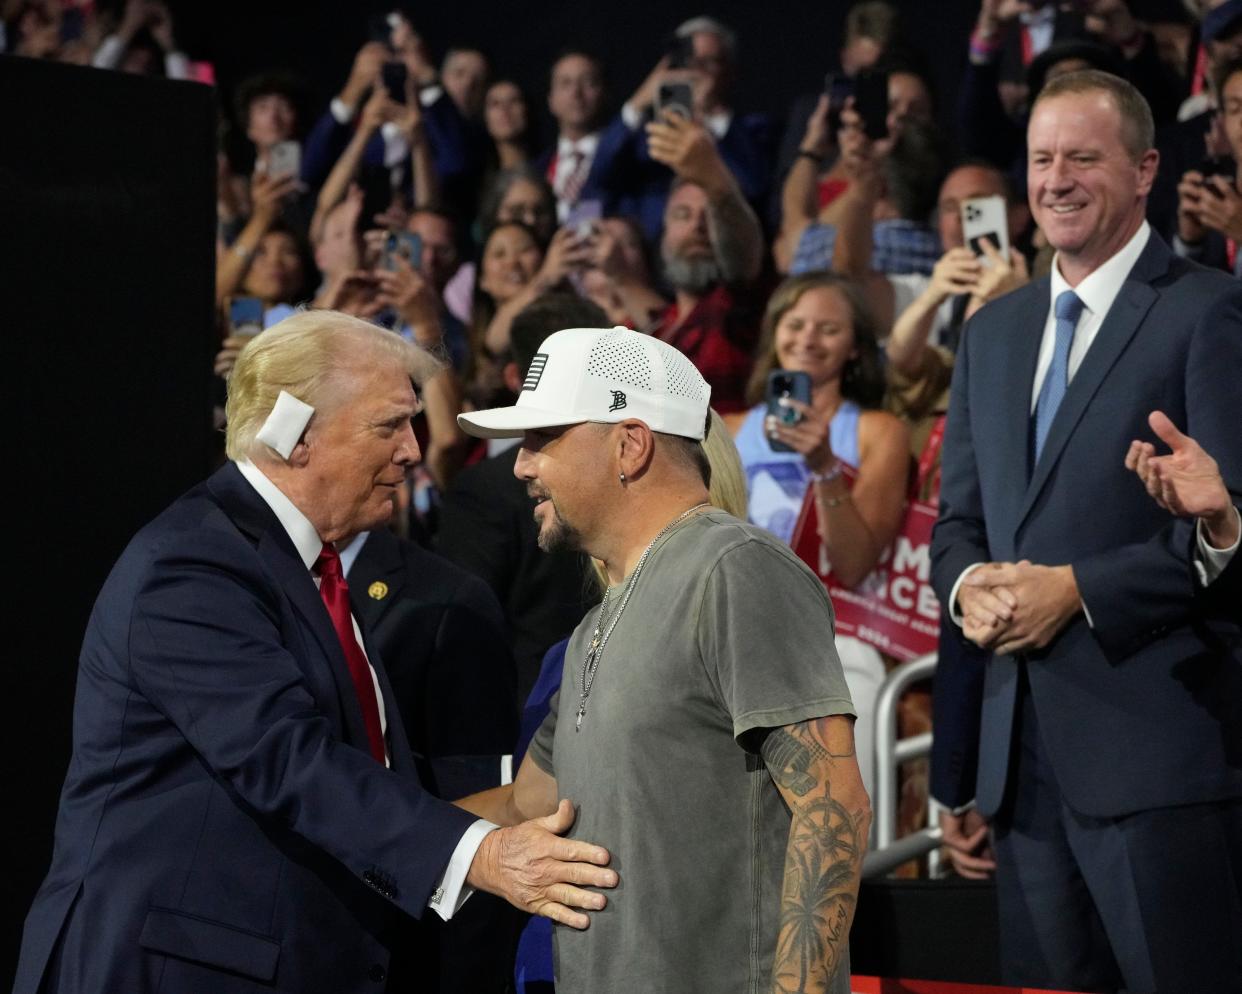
[646,110,765,413]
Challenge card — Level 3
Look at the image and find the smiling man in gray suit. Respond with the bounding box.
[932,70,1242,993]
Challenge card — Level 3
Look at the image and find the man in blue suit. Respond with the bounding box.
[14,312,616,993]
[534,51,634,225]
[931,70,1242,992]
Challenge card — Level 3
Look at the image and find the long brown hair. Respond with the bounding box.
[745,272,885,409]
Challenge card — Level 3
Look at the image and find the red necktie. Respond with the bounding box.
[314,543,386,763]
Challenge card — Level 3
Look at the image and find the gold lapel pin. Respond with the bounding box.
[367,581,389,600]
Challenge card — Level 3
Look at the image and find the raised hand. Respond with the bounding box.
[646,110,731,194]
[1193,175,1242,243]
[1125,410,1238,547]
[763,397,838,475]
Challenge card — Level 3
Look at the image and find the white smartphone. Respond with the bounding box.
[960,195,1009,265]
[267,140,302,180]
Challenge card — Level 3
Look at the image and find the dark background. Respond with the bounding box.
[2,55,215,983]
[176,0,981,149]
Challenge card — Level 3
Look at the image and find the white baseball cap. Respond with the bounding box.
[458,326,712,441]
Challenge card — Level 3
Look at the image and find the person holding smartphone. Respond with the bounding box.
[724,272,909,797]
[1174,56,1242,276]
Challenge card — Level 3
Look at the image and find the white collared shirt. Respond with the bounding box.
[234,460,494,921]
[553,133,599,193]
[1032,221,1151,411]
[1020,4,1057,58]
[236,459,392,765]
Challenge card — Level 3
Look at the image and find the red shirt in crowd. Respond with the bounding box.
[651,284,760,415]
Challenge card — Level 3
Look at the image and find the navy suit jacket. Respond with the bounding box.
[347,527,518,801]
[15,463,477,993]
[931,232,1242,820]
[534,114,637,219]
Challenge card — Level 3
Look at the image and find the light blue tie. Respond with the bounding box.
[1033,290,1084,462]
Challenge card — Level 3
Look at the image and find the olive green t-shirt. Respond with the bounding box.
[529,510,855,994]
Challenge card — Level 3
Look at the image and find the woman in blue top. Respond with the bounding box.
[727,272,909,797]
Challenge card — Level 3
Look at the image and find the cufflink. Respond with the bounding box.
[430,886,444,906]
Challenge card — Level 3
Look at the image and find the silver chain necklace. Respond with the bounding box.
[575,502,710,731]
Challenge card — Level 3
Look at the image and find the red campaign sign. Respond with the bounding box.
[790,470,941,662]
[851,977,1084,994]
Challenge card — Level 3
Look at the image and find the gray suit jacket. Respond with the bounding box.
[931,232,1242,819]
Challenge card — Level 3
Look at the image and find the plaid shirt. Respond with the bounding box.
[791,219,942,276]
[652,284,760,415]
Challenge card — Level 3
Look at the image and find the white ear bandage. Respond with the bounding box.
[256,390,315,459]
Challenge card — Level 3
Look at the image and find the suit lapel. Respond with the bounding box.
[208,463,377,755]
[345,529,419,776]
[347,529,408,637]
[1016,236,1170,531]
[995,282,1048,538]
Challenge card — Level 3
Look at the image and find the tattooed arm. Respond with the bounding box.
[762,715,872,994]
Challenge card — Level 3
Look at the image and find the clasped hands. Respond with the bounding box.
[957,560,1082,655]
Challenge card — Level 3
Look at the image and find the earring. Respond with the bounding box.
[619,472,627,483]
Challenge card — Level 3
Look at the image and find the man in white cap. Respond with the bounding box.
[456,326,871,994]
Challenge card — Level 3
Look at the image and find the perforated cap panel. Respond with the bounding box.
[661,348,708,402]
[585,329,652,389]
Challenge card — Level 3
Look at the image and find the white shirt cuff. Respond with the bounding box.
[92,34,124,70]
[621,101,643,130]
[428,819,496,921]
[164,51,190,80]
[500,754,514,786]
[1193,505,1241,586]
[330,97,356,125]
[947,563,986,626]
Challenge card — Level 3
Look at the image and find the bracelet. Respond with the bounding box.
[817,492,852,508]
[810,461,843,484]
[231,243,255,261]
[797,148,825,165]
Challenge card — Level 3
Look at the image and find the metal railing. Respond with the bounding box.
[864,652,940,879]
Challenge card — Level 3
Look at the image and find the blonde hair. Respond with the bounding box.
[224,309,441,461]
[590,409,747,590]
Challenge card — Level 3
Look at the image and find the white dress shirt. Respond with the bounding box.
[234,460,494,920]
[949,221,1239,624]
[551,133,600,221]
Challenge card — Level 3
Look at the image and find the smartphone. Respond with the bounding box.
[267,141,301,180]
[854,69,889,141]
[765,370,812,453]
[665,33,694,70]
[564,200,602,241]
[229,297,265,336]
[823,72,855,133]
[961,195,1010,264]
[1200,155,1237,194]
[383,231,422,271]
[824,72,854,134]
[381,61,408,104]
[656,81,694,120]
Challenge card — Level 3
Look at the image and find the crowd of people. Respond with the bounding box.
[9,1,1242,993]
